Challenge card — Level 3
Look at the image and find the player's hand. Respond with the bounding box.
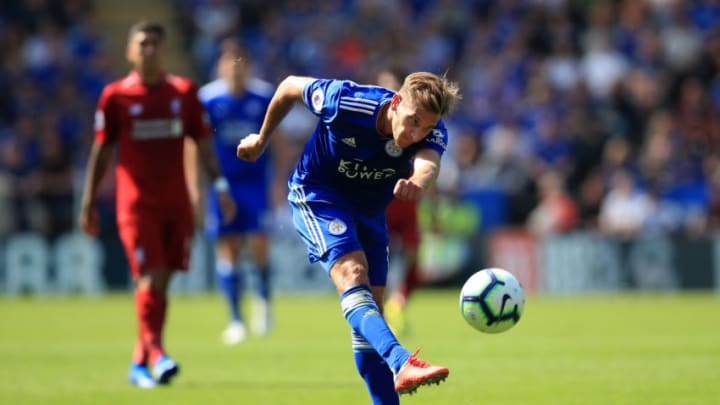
[236,133,267,162]
[78,205,100,237]
[393,178,423,201]
[218,191,237,224]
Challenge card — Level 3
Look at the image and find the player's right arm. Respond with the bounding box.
[78,141,113,236]
[79,85,117,236]
[236,75,314,162]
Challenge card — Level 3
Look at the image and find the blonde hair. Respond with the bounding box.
[399,72,462,116]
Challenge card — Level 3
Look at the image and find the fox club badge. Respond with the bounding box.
[328,218,347,235]
[385,140,403,157]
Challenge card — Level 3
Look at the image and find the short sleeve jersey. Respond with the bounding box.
[199,77,273,183]
[292,79,448,212]
[94,71,209,217]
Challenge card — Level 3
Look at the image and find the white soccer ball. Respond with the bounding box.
[459,268,525,334]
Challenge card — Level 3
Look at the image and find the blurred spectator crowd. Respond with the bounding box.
[1,0,719,242]
[0,0,114,239]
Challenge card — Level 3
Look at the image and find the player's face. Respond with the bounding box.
[390,94,439,148]
[126,31,163,71]
[219,53,248,86]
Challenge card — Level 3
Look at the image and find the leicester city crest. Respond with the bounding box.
[385,140,403,157]
[328,219,347,235]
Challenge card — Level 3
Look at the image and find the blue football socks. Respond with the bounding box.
[256,264,271,301]
[353,341,399,404]
[216,259,243,322]
[341,285,410,373]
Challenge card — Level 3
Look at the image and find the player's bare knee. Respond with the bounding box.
[136,269,171,293]
[340,262,369,285]
[330,259,370,291]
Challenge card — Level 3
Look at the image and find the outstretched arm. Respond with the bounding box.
[393,148,441,201]
[237,75,314,162]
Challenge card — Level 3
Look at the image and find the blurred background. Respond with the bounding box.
[1,0,719,296]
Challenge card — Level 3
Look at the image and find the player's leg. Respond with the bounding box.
[359,211,447,396]
[394,246,420,305]
[385,200,421,335]
[119,219,160,388]
[135,268,179,384]
[126,269,176,388]
[288,186,447,396]
[143,215,193,384]
[393,200,421,306]
[216,234,246,345]
[209,185,248,344]
[331,251,411,373]
[331,251,403,404]
[332,251,448,396]
[248,232,272,336]
[237,180,272,336]
[384,246,419,335]
[354,347,398,405]
[288,190,399,401]
[352,283,399,405]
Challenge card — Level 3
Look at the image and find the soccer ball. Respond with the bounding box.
[459,268,525,334]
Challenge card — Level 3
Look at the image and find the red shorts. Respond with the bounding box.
[386,198,420,249]
[118,211,193,278]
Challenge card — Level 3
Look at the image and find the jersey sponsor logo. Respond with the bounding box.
[131,119,183,140]
[129,103,143,116]
[338,158,396,180]
[311,88,324,112]
[94,110,105,131]
[427,129,446,149]
[339,96,377,115]
[341,137,357,147]
[384,140,403,157]
[328,218,347,235]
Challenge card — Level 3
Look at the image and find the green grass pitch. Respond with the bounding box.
[1,290,718,404]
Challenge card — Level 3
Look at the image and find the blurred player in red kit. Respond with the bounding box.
[78,21,235,388]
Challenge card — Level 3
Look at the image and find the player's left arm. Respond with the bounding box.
[185,81,236,224]
[195,136,237,224]
[237,75,314,162]
[393,148,441,201]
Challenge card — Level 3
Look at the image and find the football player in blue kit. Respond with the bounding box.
[199,38,284,344]
[236,72,461,403]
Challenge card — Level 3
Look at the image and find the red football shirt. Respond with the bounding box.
[94,70,209,220]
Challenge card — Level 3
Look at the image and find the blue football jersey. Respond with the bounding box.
[292,79,448,212]
[199,77,273,183]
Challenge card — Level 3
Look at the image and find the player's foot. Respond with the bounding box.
[128,364,156,389]
[384,298,407,336]
[152,355,180,385]
[394,349,449,395]
[251,298,271,336]
[222,321,247,345]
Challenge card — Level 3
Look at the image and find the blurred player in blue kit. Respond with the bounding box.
[199,38,285,344]
[236,72,461,403]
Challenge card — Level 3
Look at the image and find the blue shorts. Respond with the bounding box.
[206,181,269,239]
[288,184,389,287]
